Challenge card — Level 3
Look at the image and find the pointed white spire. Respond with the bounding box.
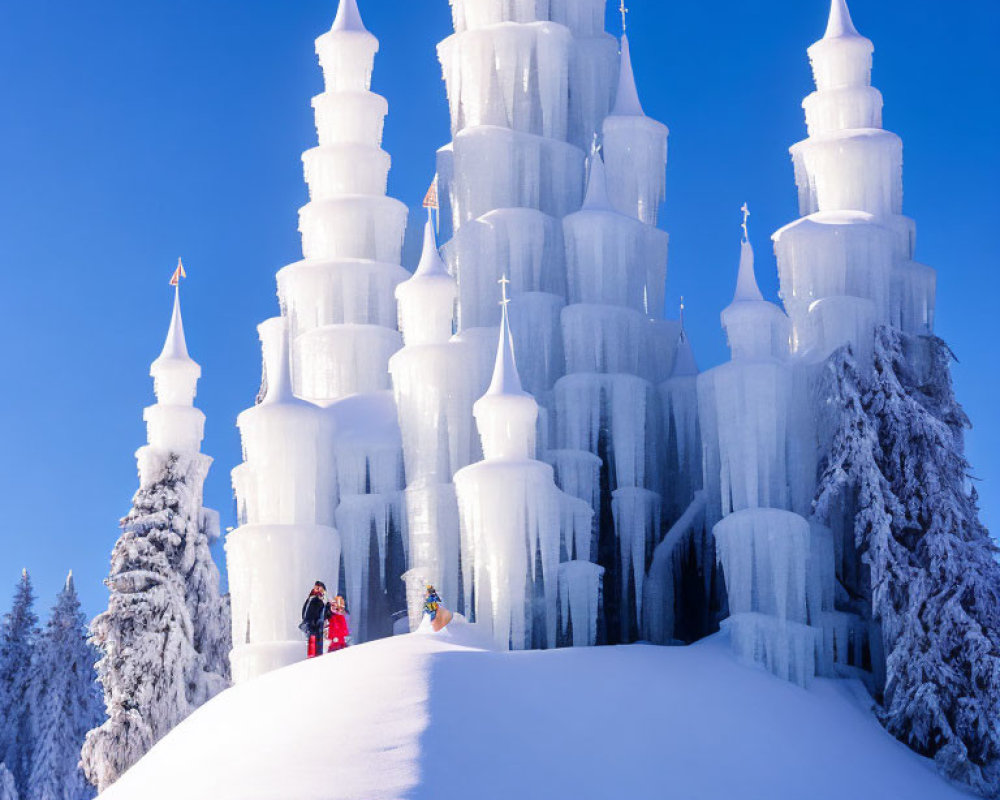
[733,239,764,303]
[611,34,645,117]
[824,0,861,39]
[733,204,764,302]
[159,284,191,361]
[261,322,299,406]
[64,570,74,592]
[413,209,450,279]
[671,330,699,377]
[486,277,525,396]
[332,0,367,32]
[583,145,613,211]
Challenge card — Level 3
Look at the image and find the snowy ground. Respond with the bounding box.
[101,619,971,800]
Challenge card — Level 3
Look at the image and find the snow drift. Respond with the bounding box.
[100,620,968,800]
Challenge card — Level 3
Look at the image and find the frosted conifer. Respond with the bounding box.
[27,574,102,800]
[816,331,1000,795]
[0,572,39,796]
[82,454,227,791]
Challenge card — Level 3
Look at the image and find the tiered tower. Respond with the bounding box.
[227,0,410,682]
[416,0,683,645]
[454,294,602,650]
[773,0,935,363]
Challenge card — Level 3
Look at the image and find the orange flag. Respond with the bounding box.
[170,258,187,286]
[422,176,439,210]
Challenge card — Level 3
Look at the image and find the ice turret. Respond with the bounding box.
[777,0,934,361]
[144,275,205,456]
[280,0,409,403]
[721,233,790,362]
[610,34,644,116]
[473,291,538,461]
[602,33,669,225]
[228,319,340,683]
[456,302,595,650]
[396,211,458,347]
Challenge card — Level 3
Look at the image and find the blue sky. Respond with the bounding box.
[0,0,995,618]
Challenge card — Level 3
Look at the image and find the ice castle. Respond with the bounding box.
[225,0,937,689]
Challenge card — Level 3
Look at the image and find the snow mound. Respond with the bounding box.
[101,629,968,800]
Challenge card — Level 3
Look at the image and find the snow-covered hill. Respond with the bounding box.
[101,620,969,800]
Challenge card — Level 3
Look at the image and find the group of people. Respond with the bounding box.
[300,581,350,658]
[300,581,455,657]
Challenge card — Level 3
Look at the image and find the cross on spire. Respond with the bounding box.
[619,0,628,34]
[679,295,686,327]
[498,275,511,309]
[740,203,750,243]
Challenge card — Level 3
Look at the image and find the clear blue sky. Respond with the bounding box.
[0,0,995,619]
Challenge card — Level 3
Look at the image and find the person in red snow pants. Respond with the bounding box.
[328,595,350,652]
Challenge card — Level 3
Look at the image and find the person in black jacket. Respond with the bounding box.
[301,581,332,657]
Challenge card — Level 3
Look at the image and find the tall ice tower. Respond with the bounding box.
[227,0,410,682]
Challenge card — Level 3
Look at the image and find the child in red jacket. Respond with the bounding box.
[328,595,350,652]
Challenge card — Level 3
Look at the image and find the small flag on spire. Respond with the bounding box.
[170,258,187,287]
[422,175,439,211]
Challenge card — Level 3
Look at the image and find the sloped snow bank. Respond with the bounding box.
[101,623,971,800]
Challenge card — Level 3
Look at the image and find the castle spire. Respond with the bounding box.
[159,284,190,361]
[582,144,612,211]
[486,277,525,396]
[413,208,450,279]
[261,321,298,406]
[331,0,367,32]
[733,205,764,302]
[611,34,645,117]
[824,0,860,39]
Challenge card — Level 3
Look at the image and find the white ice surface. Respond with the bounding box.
[100,628,970,800]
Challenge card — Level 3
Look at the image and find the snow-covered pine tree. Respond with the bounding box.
[27,573,102,800]
[0,764,18,800]
[82,454,227,792]
[816,331,1000,796]
[869,326,1000,794]
[0,571,39,797]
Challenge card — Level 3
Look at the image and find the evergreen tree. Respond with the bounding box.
[28,574,102,800]
[82,454,228,792]
[0,764,18,800]
[816,331,1000,796]
[0,572,39,796]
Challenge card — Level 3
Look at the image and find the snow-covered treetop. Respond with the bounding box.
[611,34,645,117]
[331,0,367,33]
[824,0,861,40]
[582,146,613,211]
[485,280,526,398]
[413,209,451,280]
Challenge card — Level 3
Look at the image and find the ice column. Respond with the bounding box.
[228,319,340,683]
[700,232,827,686]
[229,0,408,665]
[774,0,935,360]
[553,139,671,643]
[455,298,598,650]
[390,213,481,624]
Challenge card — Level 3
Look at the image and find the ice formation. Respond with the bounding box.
[684,0,936,688]
[222,0,935,691]
[454,300,599,650]
[228,0,408,682]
